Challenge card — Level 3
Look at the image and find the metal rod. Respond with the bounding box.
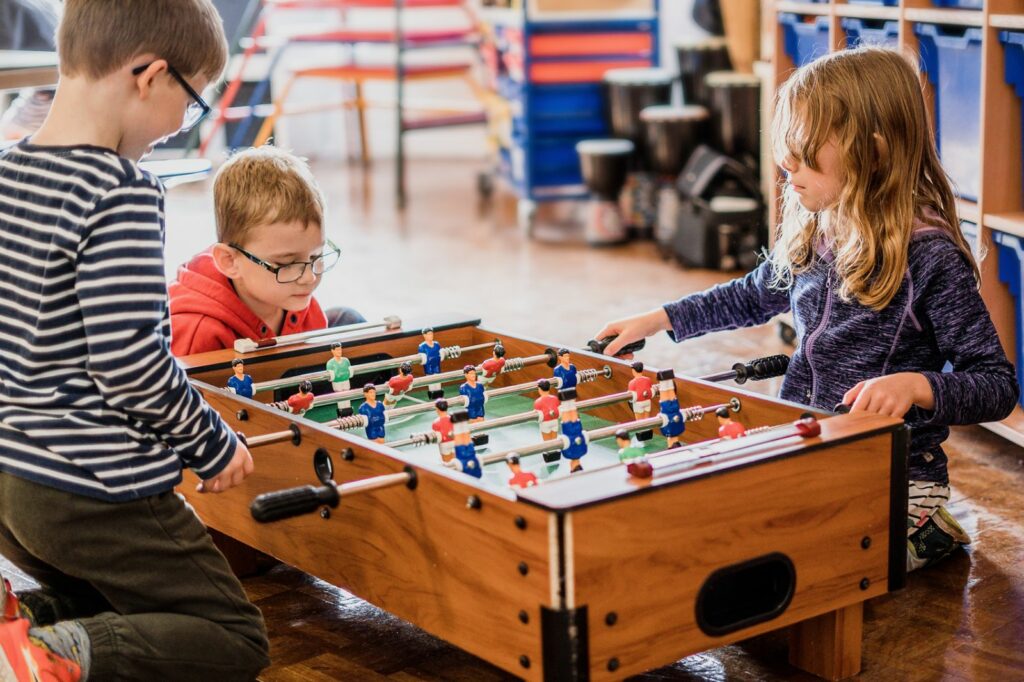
[241,431,294,448]
[337,471,412,497]
[252,340,499,394]
[309,352,553,408]
[234,316,401,353]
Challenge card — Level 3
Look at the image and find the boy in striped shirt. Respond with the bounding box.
[0,1,269,680]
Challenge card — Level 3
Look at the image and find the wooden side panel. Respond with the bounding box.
[179,389,553,681]
[569,432,894,680]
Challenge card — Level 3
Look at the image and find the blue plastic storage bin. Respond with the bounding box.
[1000,31,1024,208]
[993,230,1024,406]
[842,18,899,48]
[510,82,609,137]
[930,0,983,8]
[915,23,983,201]
[511,132,590,188]
[779,13,831,67]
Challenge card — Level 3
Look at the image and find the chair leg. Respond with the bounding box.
[253,75,296,147]
[354,80,370,165]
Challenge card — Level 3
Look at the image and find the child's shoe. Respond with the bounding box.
[907,507,971,572]
[1,578,80,682]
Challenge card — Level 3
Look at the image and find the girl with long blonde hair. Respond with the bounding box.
[594,47,1018,570]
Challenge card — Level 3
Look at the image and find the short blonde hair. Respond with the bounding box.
[58,0,227,81]
[214,146,325,245]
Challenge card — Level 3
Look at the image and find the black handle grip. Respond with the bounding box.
[251,484,340,523]
[833,402,851,414]
[586,335,646,357]
[732,354,790,384]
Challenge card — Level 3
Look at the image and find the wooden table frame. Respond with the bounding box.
[180,316,908,681]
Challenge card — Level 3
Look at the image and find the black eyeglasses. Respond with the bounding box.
[131,62,211,132]
[230,241,341,283]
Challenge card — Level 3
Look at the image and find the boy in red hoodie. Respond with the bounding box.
[169,146,361,356]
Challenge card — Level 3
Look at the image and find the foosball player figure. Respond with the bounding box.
[553,348,578,390]
[478,344,506,387]
[419,327,444,399]
[615,430,645,463]
[459,364,487,423]
[558,387,587,473]
[383,362,415,409]
[534,379,561,442]
[657,369,685,448]
[326,342,353,414]
[358,383,387,443]
[287,380,315,415]
[506,454,537,489]
[627,361,655,441]
[716,406,746,439]
[226,358,254,399]
[432,399,456,466]
[451,409,482,478]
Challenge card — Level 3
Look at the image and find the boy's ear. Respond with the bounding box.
[873,132,889,168]
[211,243,242,278]
[132,58,168,101]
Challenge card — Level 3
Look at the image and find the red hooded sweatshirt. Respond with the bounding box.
[168,248,326,357]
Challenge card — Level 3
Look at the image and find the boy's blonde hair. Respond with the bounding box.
[58,0,227,81]
[770,46,977,310]
[214,146,325,245]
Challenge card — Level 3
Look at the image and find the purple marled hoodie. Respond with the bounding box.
[664,227,1019,484]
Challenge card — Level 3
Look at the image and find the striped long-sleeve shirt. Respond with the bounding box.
[0,141,237,502]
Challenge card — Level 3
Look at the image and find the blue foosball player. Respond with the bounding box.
[459,365,487,421]
[657,369,684,447]
[450,409,482,478]
[558,387,587,473]
[226,358,254,399]
[358,383,387,443]
[553,348,578,390]
[419,327,443,399]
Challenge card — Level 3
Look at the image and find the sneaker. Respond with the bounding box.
[907,507,970,572]
[1,579,17,621]
[0,596,80,682]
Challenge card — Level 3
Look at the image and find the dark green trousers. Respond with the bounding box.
[0,472,269,681]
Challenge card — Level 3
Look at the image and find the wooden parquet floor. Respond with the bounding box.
[4,159,1023,681]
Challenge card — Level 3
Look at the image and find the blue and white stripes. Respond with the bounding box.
[0,141,236,501]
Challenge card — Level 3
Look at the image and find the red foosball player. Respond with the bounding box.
[383,362,415,409]
[627,361,653,420]
[716,406,746,439]
[287,380,315,415]
[506,454,537,489]
[478,344,506,387]
[432,399,456,466]
[534,379,561,441]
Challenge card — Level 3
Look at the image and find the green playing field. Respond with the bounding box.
[302,383,670,490]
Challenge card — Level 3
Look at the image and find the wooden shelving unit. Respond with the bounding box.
[764,0,1024,447]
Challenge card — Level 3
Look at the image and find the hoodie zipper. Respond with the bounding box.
[803,270,834,406]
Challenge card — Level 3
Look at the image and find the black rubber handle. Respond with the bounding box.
[586,335,646,357]
[833,403,851,414]
[732,354,790,384]
[250,484,340,523]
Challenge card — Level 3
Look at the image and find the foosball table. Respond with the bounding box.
[177,315,908,681]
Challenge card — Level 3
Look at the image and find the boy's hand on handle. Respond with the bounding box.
[593,308,671,359]
[842,372,935,418]
[197,441,255,493]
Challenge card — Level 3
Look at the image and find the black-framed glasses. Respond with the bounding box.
[230,240,341,283]
[131,62,211,132]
